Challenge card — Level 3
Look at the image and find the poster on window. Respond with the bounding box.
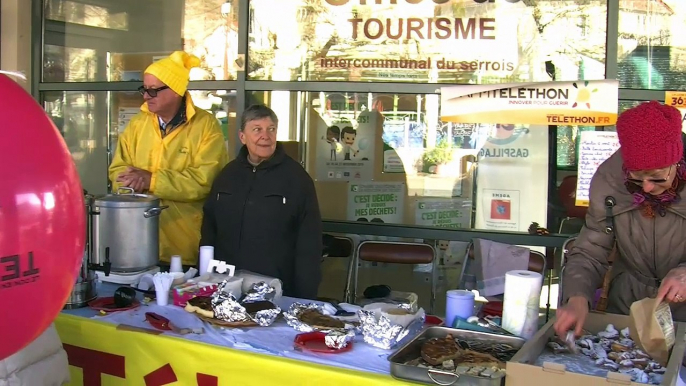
[118,107,139,133]
[347,182,404,224]
[479,189,521,231]
[315,110,376,181]
[473,123,548,232]
[575,131,619,206]
[414,198,472,230]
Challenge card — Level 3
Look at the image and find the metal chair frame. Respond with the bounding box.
[557,236,577,308]
[343,240,437,313]
[322,235,354,260]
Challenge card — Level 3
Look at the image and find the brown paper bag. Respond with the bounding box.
[628,297,676,365]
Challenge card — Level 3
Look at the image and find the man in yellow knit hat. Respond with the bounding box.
[109,51,229,266]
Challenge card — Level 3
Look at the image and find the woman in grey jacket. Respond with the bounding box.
[555,101,686,337]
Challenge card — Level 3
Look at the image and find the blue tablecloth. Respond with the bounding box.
[62,282,395,375]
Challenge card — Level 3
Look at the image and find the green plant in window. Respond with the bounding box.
[422,139,454,168]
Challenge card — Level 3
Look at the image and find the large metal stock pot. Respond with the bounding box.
[91,187,168,272]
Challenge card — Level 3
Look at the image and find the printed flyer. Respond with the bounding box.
[575,131,619,206]
[414,198,472,230]
[480,189,521,231]
[346,182,405,224]
[315,110,377,181]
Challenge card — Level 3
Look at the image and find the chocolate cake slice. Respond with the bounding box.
[243,301,276,314]
[185,296,214,318]
[298,308,346,329]
[421,335,462,365]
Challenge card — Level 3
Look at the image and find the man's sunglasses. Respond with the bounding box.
[627,165,673,185]
[138,85,169,97]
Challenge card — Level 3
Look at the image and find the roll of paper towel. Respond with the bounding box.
[235,270,283,301]
[502,270,543,340]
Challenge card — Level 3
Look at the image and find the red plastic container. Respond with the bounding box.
[294,332,353,354]
[480,301,504,317]
[424,315,445,326]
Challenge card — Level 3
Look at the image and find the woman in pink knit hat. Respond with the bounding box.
[555,100,686,337]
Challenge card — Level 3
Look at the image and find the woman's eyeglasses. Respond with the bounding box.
[138,85,169,98]
[627,165,673,185]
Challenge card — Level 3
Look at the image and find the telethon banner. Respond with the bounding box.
[440,80,619,126]
[54,314,405,386]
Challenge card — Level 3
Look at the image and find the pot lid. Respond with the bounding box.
[93,187,160,208]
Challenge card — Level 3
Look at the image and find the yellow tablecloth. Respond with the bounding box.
[54,313,414,386]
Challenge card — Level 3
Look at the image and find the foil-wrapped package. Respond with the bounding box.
[210,280,281,326]
[242,281,275,303]
[283,303,325,332]
[324,330,356,350]
[251,307,281,327]
[211,286,249,322]
[284,303,356,349]
[358,309,425,349]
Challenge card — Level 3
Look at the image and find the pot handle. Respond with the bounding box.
[427,369,459,386]
[144,206,169,218]
[116,187,135,195]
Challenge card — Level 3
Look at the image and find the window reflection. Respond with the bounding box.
[44,0,128,30]
[618,0,686,90]
[42,90,237,195]
[248,0,606,83]
[44,0,239,82]
[250,91,552,233]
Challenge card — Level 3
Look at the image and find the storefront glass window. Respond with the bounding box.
[249,91,553,234]
[556,125,596,168]
[42,90,237,195]
[617,0,686,90]
[43,0,239,82]
[247,0,607,83]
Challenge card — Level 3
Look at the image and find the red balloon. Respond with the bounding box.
[0,74,85,360]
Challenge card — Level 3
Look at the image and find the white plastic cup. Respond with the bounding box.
[169,255,183,273]
[199,246,214,274]
[155,288,169,306]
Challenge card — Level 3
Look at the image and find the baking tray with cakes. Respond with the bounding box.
[387,326,525,385]
[184,280,281,327]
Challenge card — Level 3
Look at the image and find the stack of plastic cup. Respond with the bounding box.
[199,246,214,274]
[169,255,183,273]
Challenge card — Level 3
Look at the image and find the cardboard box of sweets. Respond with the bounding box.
[507,312,686,386]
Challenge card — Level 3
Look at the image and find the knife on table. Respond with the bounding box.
[145,312,205,335]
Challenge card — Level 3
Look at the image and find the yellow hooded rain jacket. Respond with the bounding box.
[109,94,229,265]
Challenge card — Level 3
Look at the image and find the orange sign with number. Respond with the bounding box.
[665,91,686,108]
